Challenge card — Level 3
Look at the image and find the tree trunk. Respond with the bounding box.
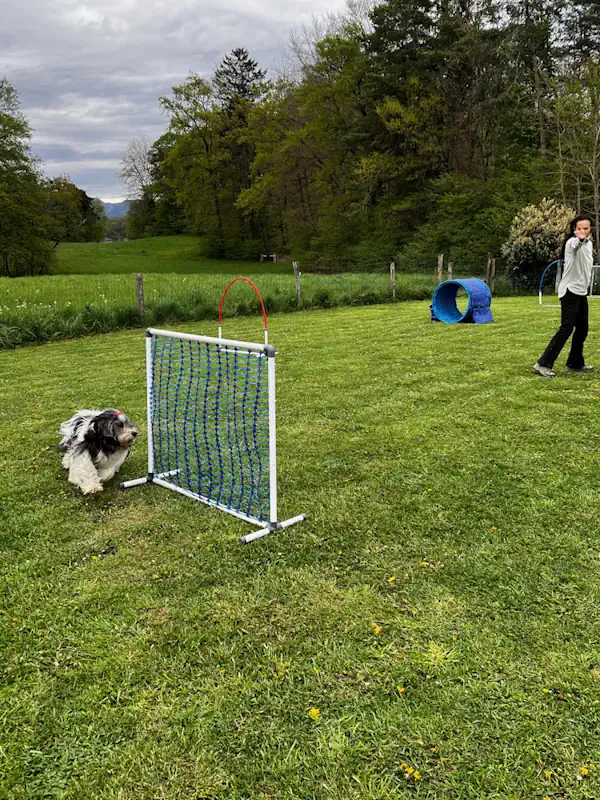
[594,180,600,253]
[533,56,546,155]
[556,106,566,205]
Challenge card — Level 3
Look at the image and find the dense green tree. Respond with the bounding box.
[45,176,106,249]
[125,193,157,239]
[147,133,188,235]
[563,2,600,64]
[0,78,52,276]
[159,53,269,258]
[553,58,600,249]
[105,216,127,240]
[159,74,229,247]
[213,47,267,109]
[129,2,600,274]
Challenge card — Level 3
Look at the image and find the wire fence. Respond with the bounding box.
[0,257,517,349]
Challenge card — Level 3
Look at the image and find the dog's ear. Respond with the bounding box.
[93,413,121,445]
[84,419,107,446]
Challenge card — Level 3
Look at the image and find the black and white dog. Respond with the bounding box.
[58,409,138,494]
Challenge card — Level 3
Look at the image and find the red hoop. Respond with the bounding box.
[218,277,268,342]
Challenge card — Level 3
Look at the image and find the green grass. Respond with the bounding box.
[2,298,600,798]
[0,236,517,348]
[51,236,291,275]
[0,271,437,348]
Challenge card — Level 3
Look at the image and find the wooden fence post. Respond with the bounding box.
[448,262,453,279]
[437,254,444,284]
[293,261,302,307]
[390,261,396,300]
[136,273,145,320]
[486,253,492,285]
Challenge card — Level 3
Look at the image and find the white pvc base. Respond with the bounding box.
[121,472,305,544]
[239,514,307,544]
[539,291,560,308]
[120,469,180,489]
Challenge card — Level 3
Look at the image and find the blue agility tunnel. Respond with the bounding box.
[431,278,494,324]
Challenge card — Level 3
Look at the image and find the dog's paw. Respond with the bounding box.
[82,484,103,495]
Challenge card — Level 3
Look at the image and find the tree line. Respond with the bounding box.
[5,1,600,278]
[0,79,105,277]
[122,0,600,272]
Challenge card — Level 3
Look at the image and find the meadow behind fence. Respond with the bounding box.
[0,265,516,349]
[0,271,438,348]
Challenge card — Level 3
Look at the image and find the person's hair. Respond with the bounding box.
[560,214,593,259]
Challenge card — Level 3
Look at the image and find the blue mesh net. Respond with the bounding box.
[150,334,270,523]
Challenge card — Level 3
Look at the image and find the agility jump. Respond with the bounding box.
[122,277,305,544]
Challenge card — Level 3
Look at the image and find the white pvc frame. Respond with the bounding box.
[121,327,305,544]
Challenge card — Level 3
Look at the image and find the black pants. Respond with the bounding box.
[538,290,589,369]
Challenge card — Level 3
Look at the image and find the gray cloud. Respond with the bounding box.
[2,0,347,200]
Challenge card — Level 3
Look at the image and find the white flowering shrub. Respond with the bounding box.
[501,198,576,289]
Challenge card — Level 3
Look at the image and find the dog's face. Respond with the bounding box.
[94,409,138,449]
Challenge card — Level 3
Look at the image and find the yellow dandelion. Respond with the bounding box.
[370,621,383,635]
[387,575,396,583]
[544,769,553,778]
[413,771,423,780]
[397,686,406,694]
[307,707,321,721]
[536,758,544,765]
[580,766,590,777]
[419,561,429,568]
[542,688,550,694]
[405,766,414,776]
[400,763,408,770]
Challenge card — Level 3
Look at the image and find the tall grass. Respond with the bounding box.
[0,272,444,348]
[2,232,518,348]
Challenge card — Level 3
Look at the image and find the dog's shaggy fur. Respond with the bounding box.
[58,409,138,494]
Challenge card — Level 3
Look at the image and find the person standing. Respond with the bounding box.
[533,215,595,377]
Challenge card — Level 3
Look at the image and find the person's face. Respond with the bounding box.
[575,220,592,239]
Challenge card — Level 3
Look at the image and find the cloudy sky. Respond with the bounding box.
[2,0,348,201]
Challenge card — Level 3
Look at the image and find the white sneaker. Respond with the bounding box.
[566,365,594,373]
[533,362,556,378]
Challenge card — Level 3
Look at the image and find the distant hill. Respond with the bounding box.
[100,200,130,218]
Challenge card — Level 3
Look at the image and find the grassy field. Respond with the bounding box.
[1,237,517,348]
[51,236,291,276]
[0,271,436,348]
[2,298,600,798]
